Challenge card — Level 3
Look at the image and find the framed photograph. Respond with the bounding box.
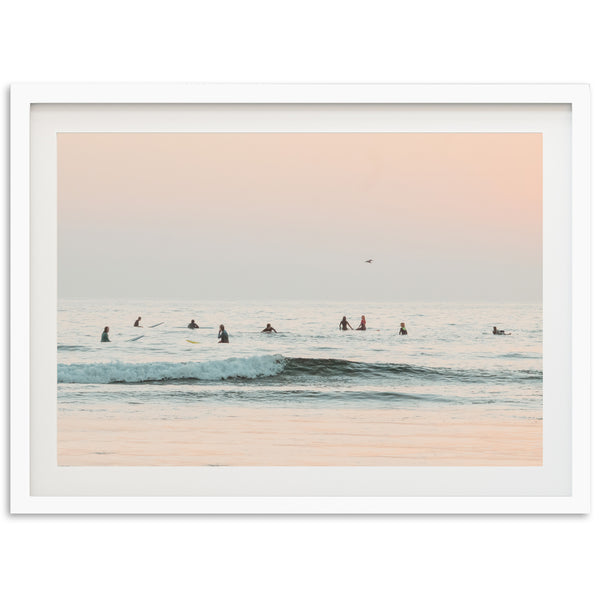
[10,84,590,513]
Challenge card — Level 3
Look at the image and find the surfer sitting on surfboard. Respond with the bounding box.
[262,323,277,333]
[101,326,110,342]
[356,315,366,330]
[134,316,142,327]
[339,316,353,331]
[399,322,408,335]
[218,324,229,343]
[187,319,199,329]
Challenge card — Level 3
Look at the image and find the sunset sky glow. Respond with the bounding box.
[58,132,542,301]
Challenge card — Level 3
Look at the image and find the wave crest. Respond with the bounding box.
[58,354,543,385]
[58,355,286,384]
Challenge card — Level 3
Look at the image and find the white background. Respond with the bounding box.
[1,1,597,599]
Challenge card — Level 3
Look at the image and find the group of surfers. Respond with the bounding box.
[99,316,509,343]
[101,318,275,343]
[101,315,406,343]
[185,320,275,343]
[338,315,408,335]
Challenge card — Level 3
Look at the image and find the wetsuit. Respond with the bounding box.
[218,329,229,343]
[101,331,110,342]
[399,327,407,335]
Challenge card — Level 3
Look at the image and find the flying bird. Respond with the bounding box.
[365,259,374,263]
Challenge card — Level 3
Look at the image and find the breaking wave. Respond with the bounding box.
[57,355,542,384]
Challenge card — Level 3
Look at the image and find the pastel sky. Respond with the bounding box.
[58,133,542,301]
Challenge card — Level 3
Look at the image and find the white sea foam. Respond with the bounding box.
[58,355,286,384]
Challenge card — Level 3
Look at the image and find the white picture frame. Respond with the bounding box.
[10,83,591,514]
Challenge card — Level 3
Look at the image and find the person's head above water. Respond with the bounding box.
[219,324,225,331]
[103,326,109,333]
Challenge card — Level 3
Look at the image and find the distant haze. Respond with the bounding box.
[58,133,542,302]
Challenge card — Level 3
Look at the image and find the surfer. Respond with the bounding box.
[493,326,511,335]
[356,315,366,330]
[399,322,408,335]
[262,323,277,333]
[101,326,111,342]
[134,316,142,327]
[218,324,229,343]
[339,316,353,331]
[187,319,199,329]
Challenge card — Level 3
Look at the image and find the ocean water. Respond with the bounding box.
[58,299,542,413]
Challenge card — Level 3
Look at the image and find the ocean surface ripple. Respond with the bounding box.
[57,299,543,409]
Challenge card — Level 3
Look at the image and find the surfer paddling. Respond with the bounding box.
[492,326,511,335]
